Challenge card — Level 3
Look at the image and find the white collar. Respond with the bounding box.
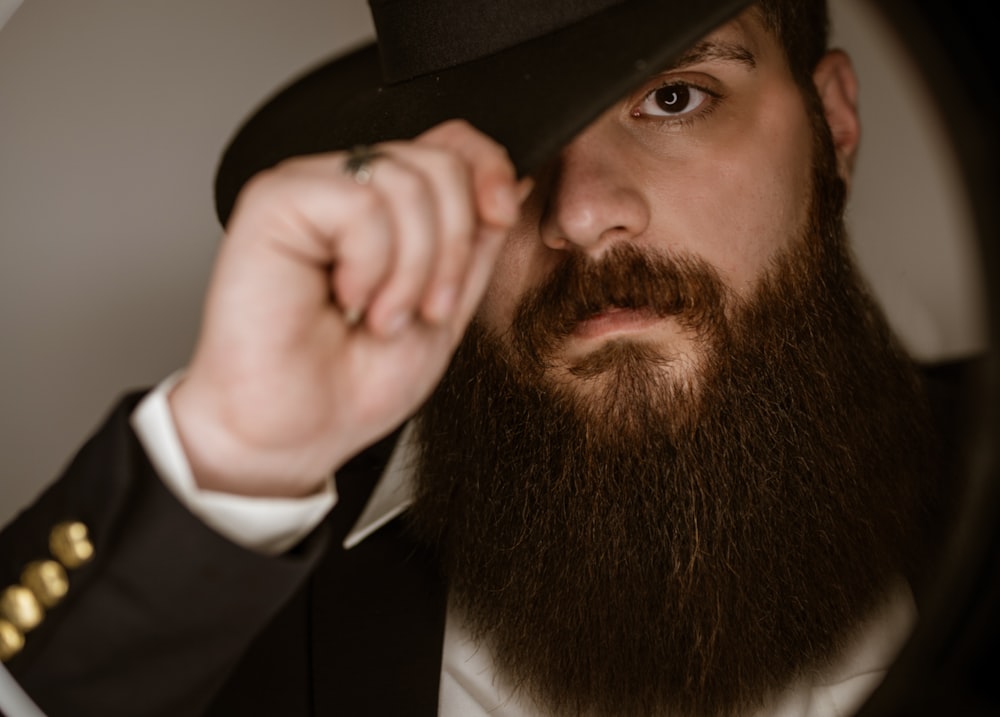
[342,421,418,549]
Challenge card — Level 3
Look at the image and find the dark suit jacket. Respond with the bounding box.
[1,395,446,717]
[0,360,982,716]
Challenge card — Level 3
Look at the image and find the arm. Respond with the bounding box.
[169,120,527,499]
[0,393,327,717]
[0,120,527,715]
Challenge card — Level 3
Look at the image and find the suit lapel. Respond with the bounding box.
[309,431,448,716]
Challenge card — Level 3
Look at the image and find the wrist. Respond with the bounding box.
[168,377,333,499]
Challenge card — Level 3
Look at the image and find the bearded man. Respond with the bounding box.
[0,0,946,716]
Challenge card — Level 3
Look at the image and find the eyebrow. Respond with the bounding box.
[667,40,758,72]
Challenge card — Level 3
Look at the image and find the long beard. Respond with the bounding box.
[406,135,939,717]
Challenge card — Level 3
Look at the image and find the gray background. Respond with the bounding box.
[0,0,987,524]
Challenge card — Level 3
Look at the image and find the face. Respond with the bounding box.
[477,9,834,388]
[410,9,937,717]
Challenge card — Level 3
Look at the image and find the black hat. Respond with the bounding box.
[214,0,752,225]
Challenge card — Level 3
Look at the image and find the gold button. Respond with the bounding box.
[0,586,43,632]
[0,619,24,662]
[49,521,94,568]
[22,560,69,608]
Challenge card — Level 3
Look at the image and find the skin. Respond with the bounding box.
[169,8,861,498]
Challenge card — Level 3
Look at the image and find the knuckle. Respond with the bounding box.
[421,118,478,146]
[438,118,474,137]
[435,150,467,179]
[478,130,507,155]
[238,167,278,202]
[231,168,288,220]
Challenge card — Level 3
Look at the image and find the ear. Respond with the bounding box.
[812,50,860,188]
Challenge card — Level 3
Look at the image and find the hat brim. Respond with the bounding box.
[214,0,752,225]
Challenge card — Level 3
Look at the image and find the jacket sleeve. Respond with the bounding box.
[0,392,327,717]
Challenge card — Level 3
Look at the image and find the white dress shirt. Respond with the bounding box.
[130,377,918,716]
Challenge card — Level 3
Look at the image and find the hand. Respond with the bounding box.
[168,120,530,497]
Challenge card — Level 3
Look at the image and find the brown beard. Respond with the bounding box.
[406,132,939,716]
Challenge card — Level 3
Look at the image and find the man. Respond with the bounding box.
[0,0,944,715]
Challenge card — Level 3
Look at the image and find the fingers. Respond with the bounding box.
[417,120,522,228]
[361,145,478,332]
[408,120,534,331]
[224,120,525,339]
[350,155,442,334]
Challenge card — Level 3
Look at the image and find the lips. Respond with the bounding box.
[571,305,665,340]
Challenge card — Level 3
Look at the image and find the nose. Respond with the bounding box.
[539,117,651,254]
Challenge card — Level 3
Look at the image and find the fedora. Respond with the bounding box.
[214,0,752,226]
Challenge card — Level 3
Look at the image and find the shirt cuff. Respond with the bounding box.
[129,372,336,555]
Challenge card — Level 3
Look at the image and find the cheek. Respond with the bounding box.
[647,87,815,294]
[740,100,816,248]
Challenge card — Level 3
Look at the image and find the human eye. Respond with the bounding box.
[630,81,720,123]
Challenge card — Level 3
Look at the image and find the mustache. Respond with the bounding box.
[509,244,730,362]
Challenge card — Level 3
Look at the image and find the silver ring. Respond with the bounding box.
[343,145,384,185]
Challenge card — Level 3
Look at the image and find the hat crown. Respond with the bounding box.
[368,0,626,82]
